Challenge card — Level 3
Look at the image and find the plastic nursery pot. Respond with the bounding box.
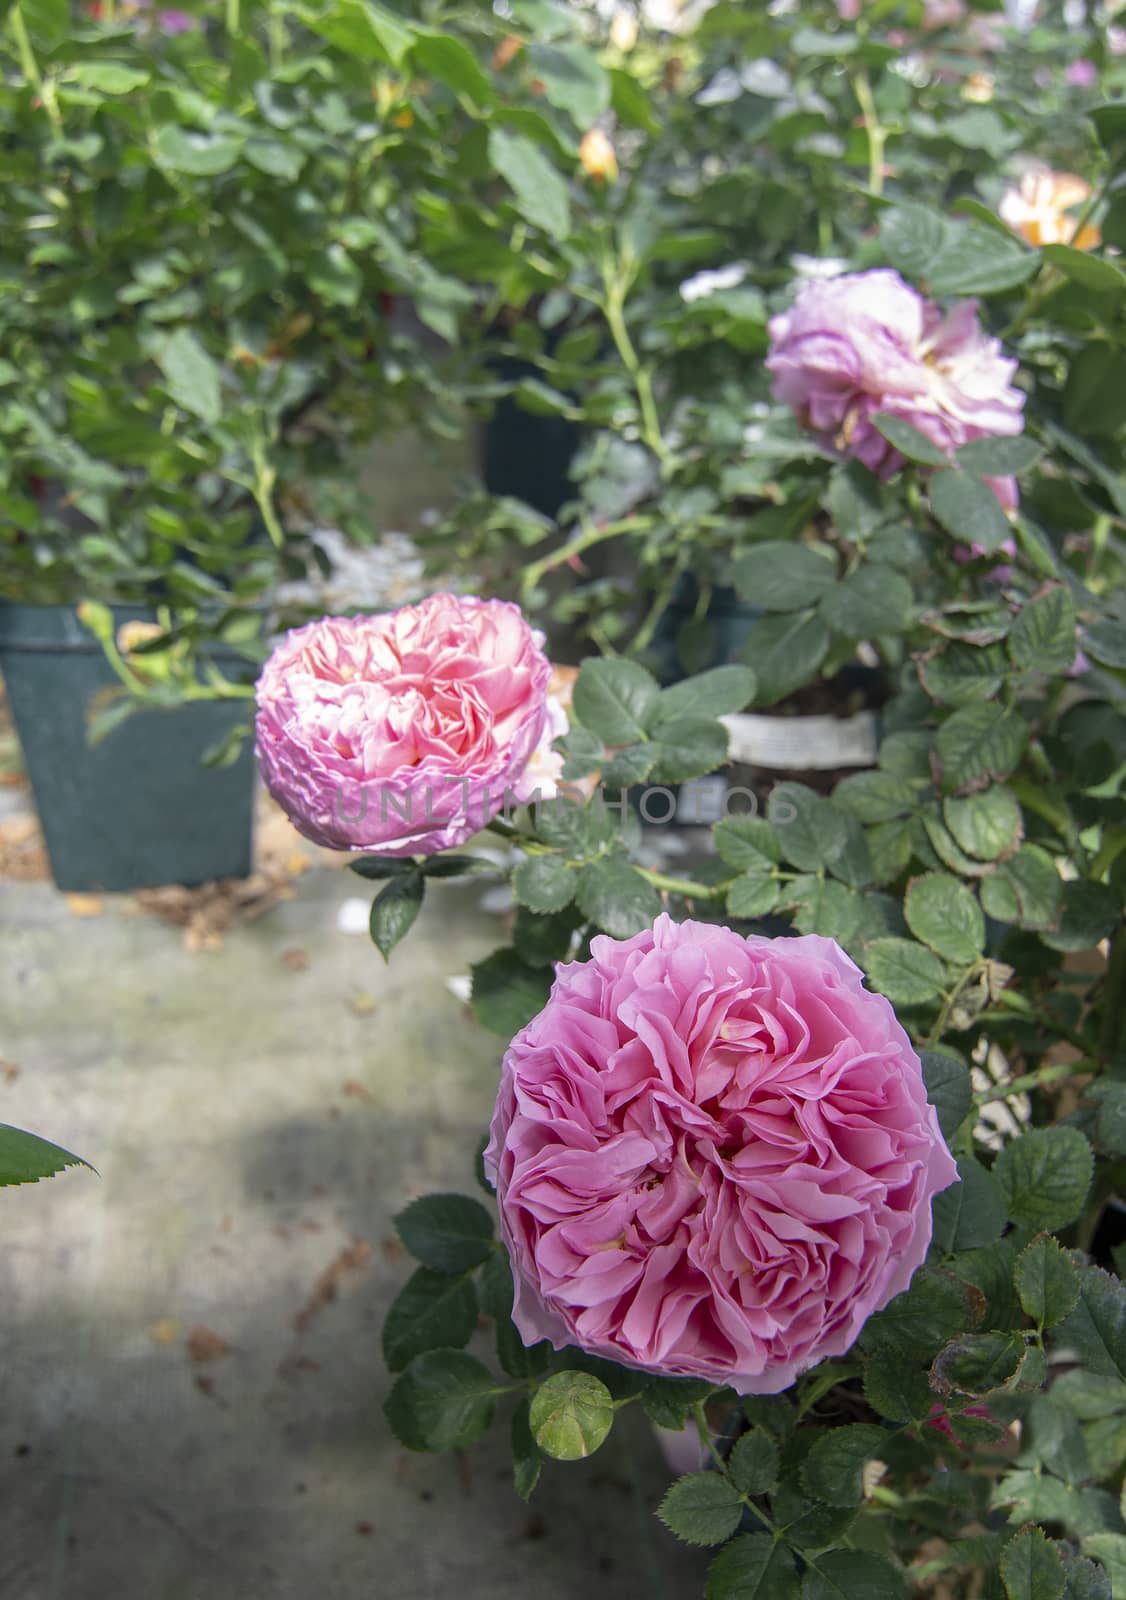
[0,601,256,893]
[479,350,582,519]
[642,578,880,826]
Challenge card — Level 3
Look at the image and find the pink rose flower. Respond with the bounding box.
[766,269,1025,507]
[1065,58,1097,87]
[255,595,552,854]
[485,916,958,1393]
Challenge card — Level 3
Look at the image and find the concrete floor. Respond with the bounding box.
[0,867,704,1600]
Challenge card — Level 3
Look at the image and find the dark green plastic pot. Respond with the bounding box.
[0,602,256,892]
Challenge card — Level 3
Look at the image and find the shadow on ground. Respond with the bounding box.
[0,872,703,1600]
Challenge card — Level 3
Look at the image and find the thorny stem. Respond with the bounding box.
[600,257,669,466]
[924,962,986,1047]
[638,870,726,899]
[10,7,62,131]
[972,1059,1090,1106]
[520,516,651,598]
[851,66,885,196]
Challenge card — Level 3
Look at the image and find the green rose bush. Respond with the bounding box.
[247,5,1126,1596]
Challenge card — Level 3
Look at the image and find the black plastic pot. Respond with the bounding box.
[480,351,581,519]
[0,602,256,892]
[648,577,763,684]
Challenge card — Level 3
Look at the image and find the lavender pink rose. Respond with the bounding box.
[766,268,1025,508]
[486,915,957,1393]
[255,594,554,855]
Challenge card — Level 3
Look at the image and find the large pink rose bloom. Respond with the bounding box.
[255,595,552,854]
[767,268,1025,507]
[486,916,957,1393]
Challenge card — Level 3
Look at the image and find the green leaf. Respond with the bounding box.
[1010,588,1078,676]
[931,1331,1028,1398]
[243,138,304,181]
[383,1349,497,1451]
[572,658,660,745]
[1064,345,1126,437]
[904,872,984,965]
[527,41,610,126]
[956,435,1042,478]
[512,853,575,913]
[608,66,659,134]
[1001,1528,1067,1600]
[394,1194,495,1274]
[872,412,950,466]
[469,948,551,1038]
[479,1251,550,1381]
[742,612,831,706]
[714,816,782,872]
[1083,620,1126,670]
[937,702,1027,789]
[534,794,617,855]
[1042,244,1126,295]
[932,1158,1005,1252]
[1015,1236,1081,1329]
[727,875,782,919]
[995,1128,1093,1232]
[860,1267,970,1359]
[767,783,846,872]
[1056,1268,1126,1381]
[1061,1551,1112,1600]
[800,1549,906,1600]
[67,60,150,94]
[154,329,221,425]
[727,1430,779,1497]
[300,0,414,63]
[152,125,243,176]
[510,1396,543,1500]
[820,565,913,638]
[411,31,494,108]
[802,1425,889,1507]
[863,938,947,1006]
[880,203,950,280]
[576,855,662,938]
[1042,879,1122,955]
[981,845,1062,929]
[733,542,837,611]
[790,877,863,941]
[920,1050,972,1138]
[834,771,918,824]
[919,641,1010,707]
[488,128,571,240]
[512,904,578,969]
[862,1361,933,1423]
[369,871,425,960]
[706,1534,799,1600]
[601,743,657,786]
[639,1375,717,1428]
[530,1370,614,1460]
[382,1268,478,1371]
[944,788,1022,862]
[657,1472,744,1547]
[1082,1538,1126,1598]
[0,1124,90,1187]
[647,717,729,785]
[348,856,413,880]
[297,238,357,303]
[653,665,757,723]
[930,468,1015,553]
[927,223,1038,297]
